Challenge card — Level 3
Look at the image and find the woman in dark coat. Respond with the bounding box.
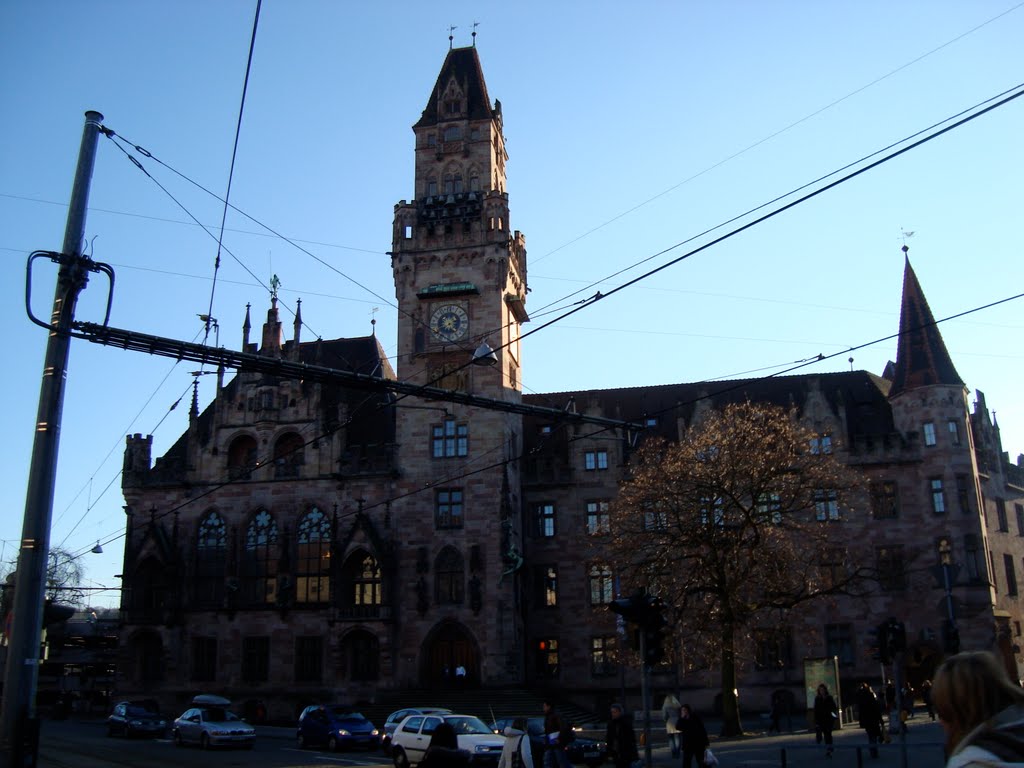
[814,684,838,758]
[677,704,709,768]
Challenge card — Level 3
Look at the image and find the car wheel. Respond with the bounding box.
[393,746,410,768]
[173,730,184,747]
[328,736,340,752]
[200,733,210,750]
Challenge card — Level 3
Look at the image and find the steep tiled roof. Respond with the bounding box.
[522,370,895,445]
[888,256,963,397]
[414,47,493,128]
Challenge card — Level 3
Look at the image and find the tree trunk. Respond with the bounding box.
[720,621,744,737]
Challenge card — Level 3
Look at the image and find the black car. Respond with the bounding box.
[107,700,168,738]
[491,717,607,768]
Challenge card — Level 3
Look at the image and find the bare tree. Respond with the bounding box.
[607,402,871,736]
[2,546,87,610]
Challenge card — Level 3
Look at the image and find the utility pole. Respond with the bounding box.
[0,110,104,767]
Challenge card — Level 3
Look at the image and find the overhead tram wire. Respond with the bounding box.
[512,81,1024,350]
[381,79,1024,417]
[530,0,1024,267]
[528,80,1024,319]
[203,0,263,349]
[65,277,1024,568]
[63,82,1024,562]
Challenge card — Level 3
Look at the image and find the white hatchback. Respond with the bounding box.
[391,713,504,768]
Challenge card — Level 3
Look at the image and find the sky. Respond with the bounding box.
[1,1,1022,608]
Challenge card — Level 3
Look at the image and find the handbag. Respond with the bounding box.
[704,748,719,767]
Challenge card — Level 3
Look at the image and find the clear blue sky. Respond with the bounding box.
[2,2,1022,607]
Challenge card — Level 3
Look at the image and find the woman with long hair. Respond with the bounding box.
[933,651,1024,767]
[813,684,838,758]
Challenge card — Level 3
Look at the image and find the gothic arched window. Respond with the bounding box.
[227,435,257,479]
[435,546,464,605]
[296,507,330,604]
[274,432,304,478]
[195,511,227,608]
[243,510,278,604]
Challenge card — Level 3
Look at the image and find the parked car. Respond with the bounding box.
[383,707,452,753]
[297,705,380,751]
[490,717,608,768]
[106,700,168,738]
[172,694,255,749]
[391,713,504,768]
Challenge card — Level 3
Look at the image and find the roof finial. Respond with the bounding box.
[448,24,457,49]
[371,306,379,336]
[472,21,479,46]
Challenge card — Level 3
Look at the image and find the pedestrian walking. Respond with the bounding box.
[542,699,573,768]
[606,703,639,768]
[921,680,935,722]
[677,704,709,768]
[856,682,883,759]
[662,694,681,758]
[933,651,1024,768]
[813,683,838,758]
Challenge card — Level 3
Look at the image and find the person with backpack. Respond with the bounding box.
[933,651,1024,768]
[499,725,534,768]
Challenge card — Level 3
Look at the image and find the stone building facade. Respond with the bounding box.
[117,46,1023,719]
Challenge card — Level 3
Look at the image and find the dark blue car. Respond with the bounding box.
[297,705,381,751]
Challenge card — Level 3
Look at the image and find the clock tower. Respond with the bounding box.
[389,46,528,685]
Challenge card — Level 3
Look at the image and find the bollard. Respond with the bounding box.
[856,746,863,768]
[780,747,787,768]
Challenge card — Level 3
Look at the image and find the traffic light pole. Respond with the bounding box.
[0,110,104,767]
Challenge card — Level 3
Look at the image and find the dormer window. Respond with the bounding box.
[445,99,461,114]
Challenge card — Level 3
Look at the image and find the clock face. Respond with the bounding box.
[430,303,469,342]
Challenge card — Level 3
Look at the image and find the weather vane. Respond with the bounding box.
[472,21,479,46]
[448,24,457,49]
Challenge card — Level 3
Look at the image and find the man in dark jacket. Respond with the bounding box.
[542,700,572,768]
[678,704,709,768]
[856,682,883,758]
[606,704,638,768]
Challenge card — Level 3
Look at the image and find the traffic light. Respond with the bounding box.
[866,622,891,664]
[609,591,670,667]
[642,601,667,665]
[885,618,907,655]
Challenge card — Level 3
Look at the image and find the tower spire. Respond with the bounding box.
[888,247,963,397]
[242,302,251,350]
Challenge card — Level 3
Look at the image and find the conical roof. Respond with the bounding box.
[888,254,963,397]
[414,46,494,128]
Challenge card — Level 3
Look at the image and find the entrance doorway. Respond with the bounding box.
[424,621,478,687]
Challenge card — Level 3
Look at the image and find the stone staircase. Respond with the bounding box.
[354,688,601,732]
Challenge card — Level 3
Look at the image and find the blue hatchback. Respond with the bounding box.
[297,705,380,751]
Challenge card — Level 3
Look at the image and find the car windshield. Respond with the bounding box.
[202,707,239,723]
[331,709,365,720]
[126,705,158,716]
[445,716,493,735]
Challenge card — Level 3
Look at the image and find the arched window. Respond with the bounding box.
[243,510,278,604]
[296,507,330,604]
[227,435,257,479]
[435,546,464,605]
[341,629,380,681]
[133,557,168,616]
[354,552,382,607]
[274,432,304,478]
[195,512,227,608]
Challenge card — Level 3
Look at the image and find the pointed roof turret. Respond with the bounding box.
[242,303,252,350]
[414,46,495,129]
[261,296,283,355]
[293,298,302,346]
[888,248,963,397]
